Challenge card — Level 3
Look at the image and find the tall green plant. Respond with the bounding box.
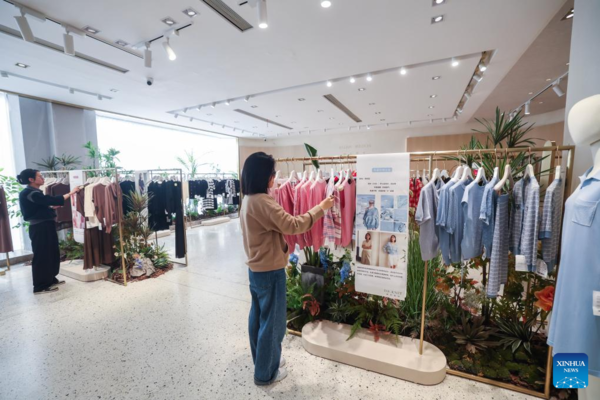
[304,143,320,169]
[0,169,26,229]
[83,141,120,176]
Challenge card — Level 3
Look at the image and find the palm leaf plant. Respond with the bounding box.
[55,154,81,170]
[304,143,320,169]
[0,169,26,229]
[495,312,541,354]
[33,156,60,171]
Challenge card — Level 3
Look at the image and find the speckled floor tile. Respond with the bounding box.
[0,221,538,400]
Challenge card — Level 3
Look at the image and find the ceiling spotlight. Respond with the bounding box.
[464,92,471,99]
[432,76,441,80]
[211,103,216,108]
[251,105,258,108]
[183,8,198,17]
[143,42,152,68]
[183,108,189,114]
[473,75,483,82]
[115,40,128,47]
[546,78,552,81]
[528,92,533,95]
[245,96,251,102]
[63,31,75,56]
[15,63,29,68]
[431,15,444,24]
[110,89,119,93]
[457,107,463,114]
[298,98,305,101]
[258,0,268,29]
[97,95,102,100]
[478,63,487,72]
[400,67,407,75]
[358,88,366,91]
[366,74,373,82]
[174,114,179,119]
[190,117,193,122]
[225,100,231,105]
[428,106,435,109]
[451,57,459,67]
[196,105,202,111]
[552,81,565,97]
[162,17,176,26]
[69,88,74,94]
[326,80,332,87]
[433,0,445,4]
[367,125,371,130]
[83,26,100,34]
[430,94,437,98]
[321,1,332,8]
[562,8,574,20]
[163,37,176,61]
[369,103,376,105]
[453,115,457,121]
[349,77,356,83]
[524,101,531,115]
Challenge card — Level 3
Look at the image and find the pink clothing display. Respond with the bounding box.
[276,181,296,251]
[293,179,308,248]
[323,179,342,246]
[308,180,327,250]
[341,179,356,247]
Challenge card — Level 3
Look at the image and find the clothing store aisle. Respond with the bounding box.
[0,222,536,400]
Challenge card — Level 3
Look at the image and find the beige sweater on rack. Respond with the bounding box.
[240,193,324,272]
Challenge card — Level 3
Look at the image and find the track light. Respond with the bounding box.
[464,92,471,100]
[63,32,75,56]
[1,72,9,78]
[225,100,231,105]
[453,115,457,121]
[349,77,356,83]
[326,80,332,87]
[367,125,371,130]
[524,102,530,115]
[552,81,565,97]
[478,63,487,72]
[244,96,250,102]
[473,75,483,82]
[69,88,74,94]
[451,58,459,67]
[97,95,102,101]
[258,0,268,29]
[400,67,407,75]
[196,105,202,111]
[183,108,189,114]
[366,74,373,82]
[321,1,332,8]
[174,114,179,119]
[457,107,463,114]
[190,117,193,122]
[211,103,216,108]
[144,42,152,68]
[14,15,35,43]
[163,37,176,61]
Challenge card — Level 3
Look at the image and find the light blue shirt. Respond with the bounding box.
[383,242,399,255]
[436,180,457,265]
[446,178,472,263]
[539,179,563,272]
[415,182,439,261]
[510,175,540,271]
[461,177,487,260]
[363,207,379,230]
[479,176,499,259]
[548,168,600,378]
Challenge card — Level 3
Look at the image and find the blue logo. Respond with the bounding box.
[553,353,588,389]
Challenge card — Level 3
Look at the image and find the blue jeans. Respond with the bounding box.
[248,268,286,385]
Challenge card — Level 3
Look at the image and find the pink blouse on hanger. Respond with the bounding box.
[276,181,296,251]
[293,180,309,248]
[308,180,327,250]
[341,179,356,247]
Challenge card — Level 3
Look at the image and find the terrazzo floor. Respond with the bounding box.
[0,221,537,400]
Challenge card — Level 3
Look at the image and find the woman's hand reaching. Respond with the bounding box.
[319,195,335,211]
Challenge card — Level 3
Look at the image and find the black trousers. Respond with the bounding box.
[29,221,60,292]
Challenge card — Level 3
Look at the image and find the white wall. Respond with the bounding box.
[563,0,600,189]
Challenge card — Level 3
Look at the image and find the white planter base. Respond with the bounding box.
[302,320,446,386]
[59,260,109,282]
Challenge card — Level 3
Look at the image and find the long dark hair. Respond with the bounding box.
[241,152,275,195]
[17,169,39,185]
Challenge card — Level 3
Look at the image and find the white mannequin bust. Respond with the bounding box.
[568,94,600,177]
[566,94,600,399]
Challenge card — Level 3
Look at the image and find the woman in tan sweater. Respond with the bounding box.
[240,152,333,386]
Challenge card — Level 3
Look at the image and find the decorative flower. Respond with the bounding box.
[340,261,351,283]
[319,248,329,271]
[534,286,555,312]
[368,320,390,343]
[289,253,299,266]
[302,294,320,316]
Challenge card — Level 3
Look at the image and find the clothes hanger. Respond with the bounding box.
[472,150,487,184]
[554,146,562,180]
[492,148,499,180]
[525,147,535,179]
[494,148,514,192]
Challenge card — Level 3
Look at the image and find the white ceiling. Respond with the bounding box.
[0,0,568,139]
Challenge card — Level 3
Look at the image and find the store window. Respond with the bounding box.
[0,92,24,251]
[96,112,239,175]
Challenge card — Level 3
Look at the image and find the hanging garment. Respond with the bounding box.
[233,180,241,205]
[446,178,472,263]
[102,182,123,234]
[479,176,499,259]
[148,182,170,231]
[49,183,72,225]
[323,177,341,246]
[415,182,439,261]
[203,180,216,210]
[276,181,296,252]
[182,180,190,205]
[120,181,136,217]
[539,178,563,272]
[487,194,510,298]
[340,179,356,247]
[436,180,457,265]
[548,167,600,378]
[308,179,327,250]
[300,181,314,248]
[510,175,540,271]
[409,178,424,209]
[292,179,309,249]
[225,179,235,205]
[83,227,115,270]
[461,178,487,260]
[0,186,14,253]
[172,180,186,259]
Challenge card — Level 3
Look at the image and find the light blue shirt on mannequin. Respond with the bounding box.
[548,167,600,378]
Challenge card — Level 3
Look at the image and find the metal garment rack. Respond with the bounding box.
[147,168,189,267]
[40,168,129,286]
[275,144,575,400]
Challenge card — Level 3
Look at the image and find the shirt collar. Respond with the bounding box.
[579,167,600,183]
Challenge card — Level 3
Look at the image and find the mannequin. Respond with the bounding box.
[555,95,600,399]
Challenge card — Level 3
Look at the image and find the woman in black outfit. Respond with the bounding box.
[17,169,80,295]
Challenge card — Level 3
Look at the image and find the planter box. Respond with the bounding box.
[301,264,326,303]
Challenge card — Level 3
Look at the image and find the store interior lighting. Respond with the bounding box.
[524,101,531,115]
[162,37,177,61]
[321,1,332,8]
[258,0,268,29]
[144,42,152,68]
[552,80,565,97]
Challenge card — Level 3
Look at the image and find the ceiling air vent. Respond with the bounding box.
[202,0,253,32]
[323,94,362,123]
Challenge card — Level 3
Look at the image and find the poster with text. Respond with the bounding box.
[68,170,85,244]
[355,153,410,300]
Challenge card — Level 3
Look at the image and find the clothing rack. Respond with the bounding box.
[147,168,189,267]
[0,183,10,273]
[39,168,129,286]
[274,144,575,400]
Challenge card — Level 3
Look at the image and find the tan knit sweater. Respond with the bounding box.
[240,193,324,272]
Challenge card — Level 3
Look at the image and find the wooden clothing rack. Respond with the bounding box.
[147,168,189,267]
[274,144,575,399]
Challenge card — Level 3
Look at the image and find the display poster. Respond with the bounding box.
[354,153,410,300]
[69,170,85,244]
